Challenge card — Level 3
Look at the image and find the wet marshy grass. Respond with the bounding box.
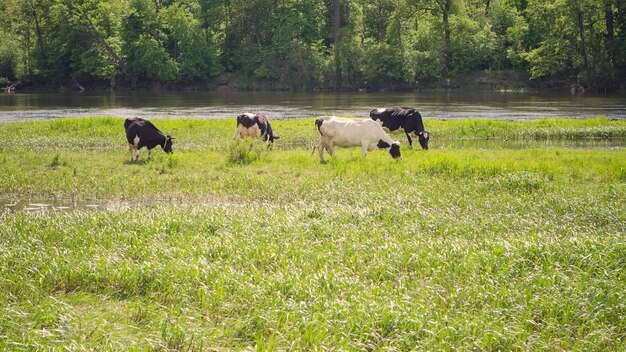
[0,117,625,350]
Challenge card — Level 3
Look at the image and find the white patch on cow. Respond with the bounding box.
[375,108,386,114]
[133,136,140,147]
[244,112,256,118]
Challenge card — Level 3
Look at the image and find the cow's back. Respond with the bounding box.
[125,118,163,145]
[318,117,382,146]
[237,113,258,129]
[370,107,424,133]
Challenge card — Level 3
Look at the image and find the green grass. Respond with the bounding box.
[0,117,625,350]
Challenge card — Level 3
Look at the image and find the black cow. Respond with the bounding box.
[234,113,279,143]
[369,107,430,149]
[124,117,173,161]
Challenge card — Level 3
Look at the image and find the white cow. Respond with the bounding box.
[314,116,401,162]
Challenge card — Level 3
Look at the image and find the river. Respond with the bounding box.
[1,90,625,121]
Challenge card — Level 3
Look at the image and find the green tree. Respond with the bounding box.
[0,0,623,90]
[121,0,177,86]
[161,3,222,82]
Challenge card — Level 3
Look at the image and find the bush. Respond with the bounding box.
[227,139,267,165]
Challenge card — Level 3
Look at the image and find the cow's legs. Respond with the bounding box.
[405,131,413,148]
[325,144,334,157]
[318,141,326,162]
[128,144,135,161]
[361,142,369,158]
[147,149,151,160]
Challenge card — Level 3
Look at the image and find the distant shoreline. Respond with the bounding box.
[3,71,623,95]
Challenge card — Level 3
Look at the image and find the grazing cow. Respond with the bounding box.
[234,113,279,143]
[314,116,401,162]
[370,107,430,149]
[124,117,173,161]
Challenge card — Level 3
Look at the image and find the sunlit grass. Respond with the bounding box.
[1,116,625,152]
[0,117,625,350]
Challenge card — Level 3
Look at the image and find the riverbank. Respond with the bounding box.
[1,117,625,350]
[4,71,624,94]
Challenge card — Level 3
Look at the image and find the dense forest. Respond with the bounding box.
[0,0,625,91]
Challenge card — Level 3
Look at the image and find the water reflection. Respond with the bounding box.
[1,91,625,121]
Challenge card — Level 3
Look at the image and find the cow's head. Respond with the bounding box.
[163,136,174,154]
[417,131,430,150]
[377,140,401,159]
[389,141,401,159]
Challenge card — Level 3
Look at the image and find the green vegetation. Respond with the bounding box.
[1,0,625,90]
[0,117,625,350]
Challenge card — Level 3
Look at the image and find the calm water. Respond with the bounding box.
[1,90,625,121]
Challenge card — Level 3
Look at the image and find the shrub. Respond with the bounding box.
[227,139,266,165]
[49,153,68,167]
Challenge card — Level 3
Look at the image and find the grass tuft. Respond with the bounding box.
[226,138,267,164]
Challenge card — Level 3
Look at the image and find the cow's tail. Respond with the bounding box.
[311,117,325,156]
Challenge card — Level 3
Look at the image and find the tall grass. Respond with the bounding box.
[226,139,268,164]
[1,116,624,152]
[0,117,624,350]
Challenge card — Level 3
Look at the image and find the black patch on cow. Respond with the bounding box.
[236,114,257,129]
[124,117,146,132]
[370,107,428,149]
[266,123,279,142]
[377,139,391,149]
[389,143,401,159]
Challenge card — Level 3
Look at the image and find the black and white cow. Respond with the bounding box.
[370,107,430,149]
[124,117,173,161]
[234,113,279,143]
[314,116,401,162]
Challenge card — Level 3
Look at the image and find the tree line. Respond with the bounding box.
[0,0,625,91]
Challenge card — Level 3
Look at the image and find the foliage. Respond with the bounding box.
[0,0,624,90]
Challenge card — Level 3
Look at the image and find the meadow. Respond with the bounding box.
[0,117,625,350]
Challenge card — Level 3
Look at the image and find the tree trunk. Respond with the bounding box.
[333,0,341,90]
[485,0,491,15]
[604,0,615,64]
[78,9,126,74]
[440,0,452,78]
[225,0,231,23]
[28,0,45,61]
[577,9,591,69]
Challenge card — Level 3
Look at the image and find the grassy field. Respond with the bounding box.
[0,117,625,350]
